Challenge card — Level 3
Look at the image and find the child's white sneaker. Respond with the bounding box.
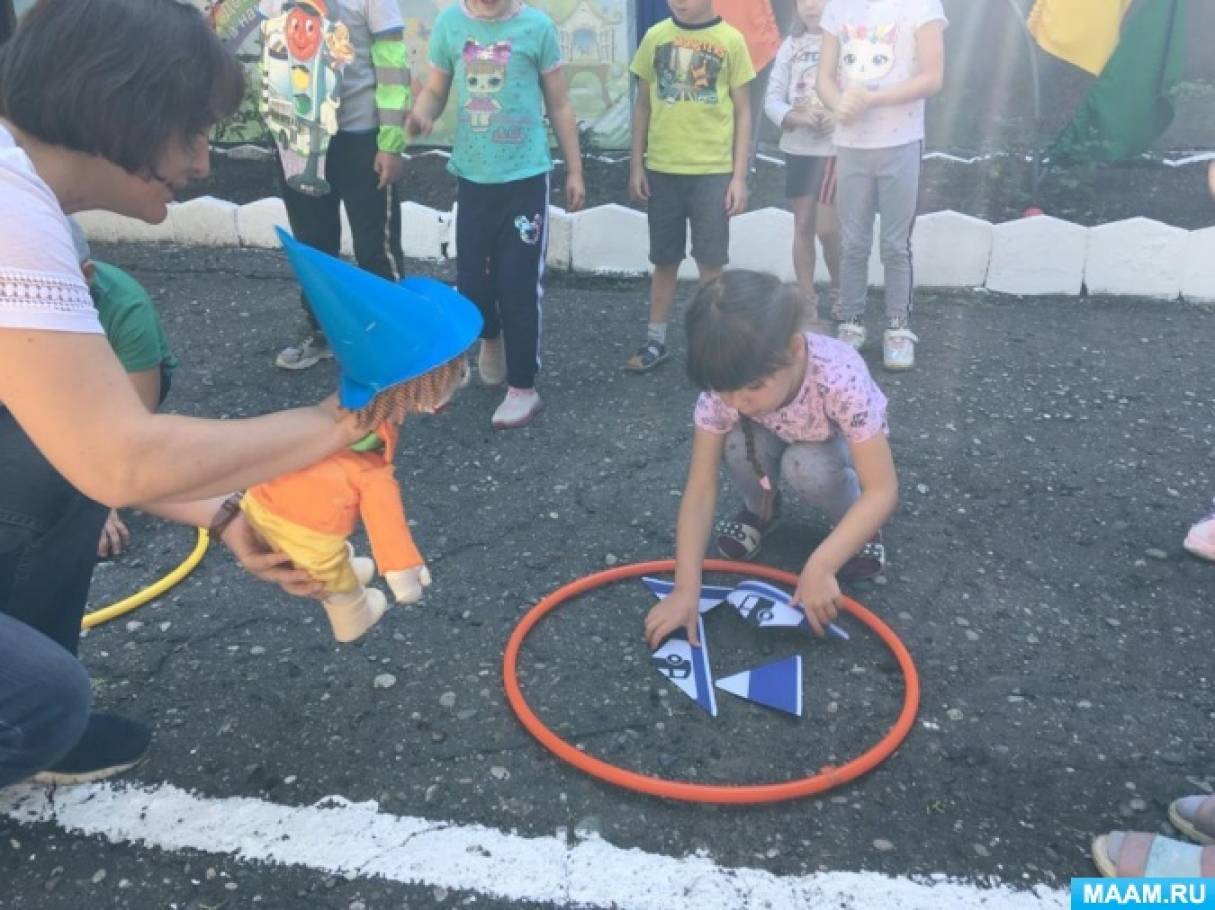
[882,328,918,371]
[323,587,387,642]
[1184,508,1215,562]
[837,321,866,351]
[478,337,506,386]
[386,565,433,604]
[492,387,543,429]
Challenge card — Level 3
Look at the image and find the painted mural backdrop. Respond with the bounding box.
[201,0,633,150]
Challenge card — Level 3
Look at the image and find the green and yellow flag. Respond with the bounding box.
[1027,0,1132,76]
[1029,0,1187,164]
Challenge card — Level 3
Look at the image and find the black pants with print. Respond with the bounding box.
[278,129,405,336]
[455,172,550,390]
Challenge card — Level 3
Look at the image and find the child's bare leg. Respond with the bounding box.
[817,202,843,320]
[790,194,818,307]
[696,261,721,285]
[626,262,680,371]
[647,262,680,328]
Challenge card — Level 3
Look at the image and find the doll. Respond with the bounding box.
[241,356,468,642]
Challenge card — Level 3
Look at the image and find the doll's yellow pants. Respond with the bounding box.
[241,495,358,594]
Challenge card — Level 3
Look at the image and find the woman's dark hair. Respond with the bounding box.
[0,0,243,174]
[685,270,801,392]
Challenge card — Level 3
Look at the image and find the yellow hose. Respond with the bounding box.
[81,527,210,630]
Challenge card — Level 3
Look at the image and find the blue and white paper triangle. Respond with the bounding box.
[650,618,717,716]
[716,656,803,717]
[726,580,809,629]
[642,577,732,614]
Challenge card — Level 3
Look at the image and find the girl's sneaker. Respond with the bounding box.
[714,501,781,561]
[492,387,543,429]
[1184,507,1215,561]
[882,328,918,371]
[275,333,333,370]
[837,321,866,351]
[838,531,885,581]
[478,337,506,386]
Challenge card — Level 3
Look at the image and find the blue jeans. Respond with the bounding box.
[0,405,103,786]
[0,611,91,787]
[0,406,108,655]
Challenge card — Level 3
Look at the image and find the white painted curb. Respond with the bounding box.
[74,199,1215,300]
[1086,217,1185,299]
[987,215,1086,297]
[913,211,992,289]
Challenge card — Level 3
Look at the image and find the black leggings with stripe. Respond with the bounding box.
[278,129,404,334]
[456,172,550,390]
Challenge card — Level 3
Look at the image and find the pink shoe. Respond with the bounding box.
[1184,506,1215,561]
[492,387,543,429]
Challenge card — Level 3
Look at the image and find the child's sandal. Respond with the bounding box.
[714,504,779,561]
[839,531,886,582]
[1170,795,1215,844]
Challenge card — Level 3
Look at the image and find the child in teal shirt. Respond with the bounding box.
[408,0,584,430]
[71,221,177,556]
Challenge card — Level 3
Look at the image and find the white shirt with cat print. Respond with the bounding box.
[820,0,947,150]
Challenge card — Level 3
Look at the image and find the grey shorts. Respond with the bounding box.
[646,169,731,268]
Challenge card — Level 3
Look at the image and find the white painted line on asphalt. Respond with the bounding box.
[1,782,1068,909]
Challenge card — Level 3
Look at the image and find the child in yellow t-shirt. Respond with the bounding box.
[623,0,755,373]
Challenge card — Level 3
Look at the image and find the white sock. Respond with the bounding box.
[647,322,667,346]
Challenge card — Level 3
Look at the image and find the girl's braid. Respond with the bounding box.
[742,418,776,525]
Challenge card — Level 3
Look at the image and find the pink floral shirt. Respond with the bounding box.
[694,332,888,444]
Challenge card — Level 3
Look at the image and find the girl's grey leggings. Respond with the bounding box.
[723,422,860,523]
[834,140,922,328]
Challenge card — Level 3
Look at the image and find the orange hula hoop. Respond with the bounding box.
[503,559,920,805]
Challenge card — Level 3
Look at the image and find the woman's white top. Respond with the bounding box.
[0,123,102,334]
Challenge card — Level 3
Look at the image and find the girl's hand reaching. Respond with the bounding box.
[644,586,700,649]
[792,559,841,637]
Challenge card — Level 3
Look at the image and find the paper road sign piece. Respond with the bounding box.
[715,656,803,717]
[650,617,717,716]
[642,577,733,614]
[727,580,809,629]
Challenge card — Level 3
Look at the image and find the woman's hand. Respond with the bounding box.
[220,512,325,599]
[644,587,701,649]
[318,393,382,444]
[791,559,841,637]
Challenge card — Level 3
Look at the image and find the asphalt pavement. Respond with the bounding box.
[1,242,1212,908]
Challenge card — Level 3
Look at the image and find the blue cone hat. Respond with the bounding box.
[276,228,482,409]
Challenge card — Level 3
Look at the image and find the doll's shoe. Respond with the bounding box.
[344,542,376,587]
[323,586,388,642]
[351,556,375,587]
[386,565,432,604]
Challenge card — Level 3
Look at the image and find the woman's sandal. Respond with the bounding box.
[1091,832,1215,877]
[1169,794,1215,845]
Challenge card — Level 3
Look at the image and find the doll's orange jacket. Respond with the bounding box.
[246,422,422,572]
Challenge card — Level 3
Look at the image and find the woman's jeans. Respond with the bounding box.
[0,406,103,786]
